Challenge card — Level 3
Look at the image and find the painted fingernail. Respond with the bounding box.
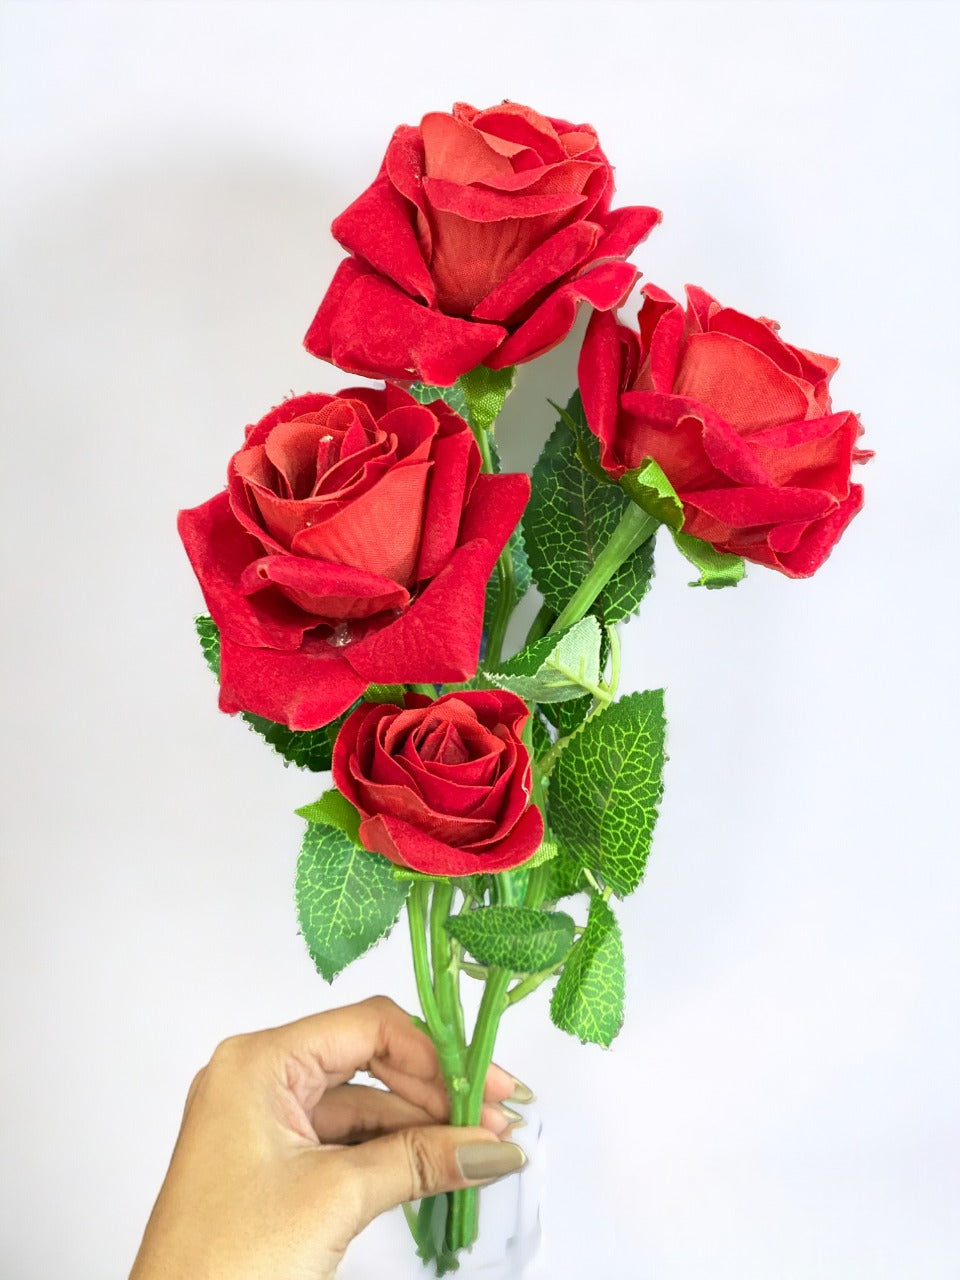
[506,1077,534,1104]
[457,1141,527,1182]
[497,1103,526,1129]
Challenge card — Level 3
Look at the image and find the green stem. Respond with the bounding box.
[475,426,515,668]
[450,966,514,1249]
[524,602,554,648]
[549,506,658,635]
[407,883,462,1087]
[506,959,565,1006]
[430,882,465,1051]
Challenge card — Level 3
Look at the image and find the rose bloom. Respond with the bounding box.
[333,690,544,875]
[579,285,871,577]
[178,386,529,730]
[305,100,660,386]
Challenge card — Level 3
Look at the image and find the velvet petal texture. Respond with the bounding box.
[305,100,660,385]
[578,289,871,578]
[333,692,544,875]
[178,388,530,729]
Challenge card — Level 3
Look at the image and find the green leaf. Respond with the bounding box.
[295,789,361,843]
[540,622,611,739]
[445,905,576,972]
[525,393,655,626]
[549,689,666,897]
[550,894,625,1047]
[673,531,746,588]
[194,616,350,771]
[487,616,603,703]
[407,380,470,420]
[541,845,587,902]
[531,710,556,762]
[459,364,517,431]
[621,458,745,589]
[296,821,410,981]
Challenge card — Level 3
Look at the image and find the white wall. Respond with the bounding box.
[1,2,957,1277]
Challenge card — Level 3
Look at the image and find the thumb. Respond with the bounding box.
[335,1124,526,1228]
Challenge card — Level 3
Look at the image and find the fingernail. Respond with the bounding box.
[506,1077,534,1104]
[457,1141,527,1182]
[497,1103,526,1129]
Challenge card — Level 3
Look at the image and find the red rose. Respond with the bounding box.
[580,285,871,577]
[178,386,529,730]
[305,100,660,386]
[333,691,544,875]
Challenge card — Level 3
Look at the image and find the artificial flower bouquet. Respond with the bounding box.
[179,101,869,1273]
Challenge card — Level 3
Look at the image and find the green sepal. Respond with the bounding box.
[620,458,685,531]
[486,616,603,704]
[550,893,625,1047]
[673,531,746,588]
[621,458,745,588]
[407,380,470,420]
[548,689,666,897]
[525,393,656,626]
[295,789,361,843]
[527,837,559,868]
[194,616,349,771]
[459,364,517,431]
[363,683,405,705]
[296,821,409,982]
[445,905,576,972]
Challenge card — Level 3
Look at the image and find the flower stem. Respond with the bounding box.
[524,602,555,648]
[549,506,658,635]
[474,425,516,668]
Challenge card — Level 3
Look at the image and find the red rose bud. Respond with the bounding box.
[178,386,529,730]
[305,101,660,386]
[579,285,872,578]
[332,690,544,876]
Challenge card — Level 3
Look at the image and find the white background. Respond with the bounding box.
[1,2,958,1277]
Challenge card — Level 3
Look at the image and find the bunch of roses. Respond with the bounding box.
[180,99,868,877]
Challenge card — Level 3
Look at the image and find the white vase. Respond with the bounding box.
[454,1104,544,1278]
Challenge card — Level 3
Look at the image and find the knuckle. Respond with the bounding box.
[401,1128,444,1198]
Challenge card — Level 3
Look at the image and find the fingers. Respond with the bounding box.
[336,1125,526,1229]
[312,1084,434,1144]
[313,1083,519,1143]
[257,996,526,1130]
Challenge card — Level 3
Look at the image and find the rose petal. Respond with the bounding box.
[331,163,436,305]
[488,259,638,369]
[472,221,599,323]
[593,205,662,260]
[343,472,529,684]
[218,634,365,731]
[304,264,505,386]
[239,553,409,621]
[683,483,837,527]
[674,332,813,431]
[178,494,310,649]
[358,805,543,876]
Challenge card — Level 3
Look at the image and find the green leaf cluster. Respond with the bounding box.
[525,393,656,628]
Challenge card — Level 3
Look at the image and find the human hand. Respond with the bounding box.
[129,996,528,1280]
